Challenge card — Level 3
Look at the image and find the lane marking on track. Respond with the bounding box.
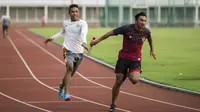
[0,92,52,112]
[52,86,102,89]
[0,77,115,81]
[26,100,86,104]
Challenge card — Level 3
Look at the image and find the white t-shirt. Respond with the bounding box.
[1,15,10,26]
[62,19,88,53]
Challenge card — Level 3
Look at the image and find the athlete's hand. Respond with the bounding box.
[82,43,89,51]
[90,37,97,47]
[87,47,91,56]
[88,37,97,56]
[150,50,156,60]
[44,38,53,45]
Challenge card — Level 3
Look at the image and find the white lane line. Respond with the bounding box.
[8,34,131,112]
[83,77,115,79]
[0,77,115,81]
[27,100,86,104]
[0,77,34,80]
[0,92,52,112]
[52,86,102,89]
[17,30,200,112]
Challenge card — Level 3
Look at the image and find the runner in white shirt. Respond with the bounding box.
[1,14,11,38]
[44,4,89,101]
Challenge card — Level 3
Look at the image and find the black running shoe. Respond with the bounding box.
[109,104,116,112]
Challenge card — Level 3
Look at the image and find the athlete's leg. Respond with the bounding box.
[71,53,83,77]
[59,49,74,100]
[128,71,140,84]
[128,61,142,84]
[112,73,126,104]
[63,50,74,92]
[4,26,8,38]
[60,48,67,90]
[59,58,74,100]
[63,60,73,92]
[2,25,5,38]
[110,58,128,112]
[109,73,126,112]
[42,21,45,27]
[60,56,67,89]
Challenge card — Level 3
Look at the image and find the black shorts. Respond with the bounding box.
[115,58,142,74]
[2,25,8,31]
[63,48,83,74]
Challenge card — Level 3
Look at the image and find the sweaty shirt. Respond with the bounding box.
[113,24,151,62]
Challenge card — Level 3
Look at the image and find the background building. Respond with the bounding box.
[0,0,199,27]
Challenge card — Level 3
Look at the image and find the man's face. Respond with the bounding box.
[136,16,147,29]
[69,7,79,21]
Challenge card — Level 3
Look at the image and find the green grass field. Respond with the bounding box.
[30,27,200,92]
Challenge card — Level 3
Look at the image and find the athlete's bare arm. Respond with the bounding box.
[90,31,115,47]
[44,27,65,44]
[147,36,156,60]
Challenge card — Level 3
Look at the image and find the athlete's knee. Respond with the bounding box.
[115,79,124,86]
[115,73,126,86]
[66,62,73,71]
[129,78,139,84]
[71,71,76,77]
[128,72,140,84]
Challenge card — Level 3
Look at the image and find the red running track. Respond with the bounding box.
[0,28,200,112]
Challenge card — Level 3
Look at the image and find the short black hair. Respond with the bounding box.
[69,4,79,13]
[135,12,147,21]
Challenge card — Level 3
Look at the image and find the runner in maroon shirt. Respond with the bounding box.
[90,12,156,112]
